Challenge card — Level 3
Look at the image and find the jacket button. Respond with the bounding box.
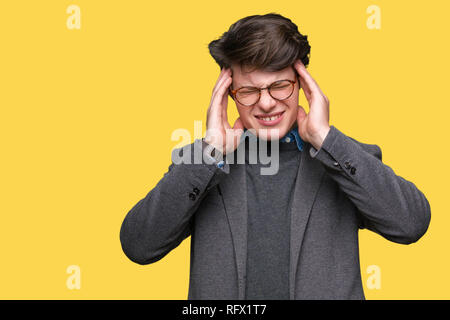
[193,187,200,195]
[344,161,351,169]
[350,167,356,175]
[333,161,339,167]
[189,193,196,201]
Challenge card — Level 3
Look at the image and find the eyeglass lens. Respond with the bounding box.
[236,80,294,106]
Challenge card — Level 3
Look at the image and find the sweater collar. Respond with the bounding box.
[242,124,304,152]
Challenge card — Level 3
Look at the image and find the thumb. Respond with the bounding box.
[232,117,244,149]
[232,117,244,131]
[297,105,307,125]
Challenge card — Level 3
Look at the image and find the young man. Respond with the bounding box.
[120,13,431,300]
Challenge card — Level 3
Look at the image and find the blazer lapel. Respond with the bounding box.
[218,161,248,300]
[218,142,325,300]
[289,142,326,299]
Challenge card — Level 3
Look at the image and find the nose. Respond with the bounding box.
[257,88,277,112]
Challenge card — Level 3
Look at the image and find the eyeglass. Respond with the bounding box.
[229,79,297,107]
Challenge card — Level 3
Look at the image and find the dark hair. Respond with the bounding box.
[208,13,311,73]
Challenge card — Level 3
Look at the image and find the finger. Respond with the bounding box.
[295,62,315,97]
[209,68,227,107]
[222,88,230,129]
[215,75,232,108]
[212,68,231,99]
[297,105,307,124]
[209,70,231,115]
[296,105,307,139]
[210,76,232,123]
[293,61,312,99]
[299,76,312,102]
[232,117,244,130]
[232,117,244,149]
[208,68,230,112]
[210,68,225,101]
[294,60,324,98]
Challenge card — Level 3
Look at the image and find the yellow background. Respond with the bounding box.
[0,0,448,299]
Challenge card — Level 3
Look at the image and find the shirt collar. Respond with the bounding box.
[242,125,304,152]
[280,125,304,151]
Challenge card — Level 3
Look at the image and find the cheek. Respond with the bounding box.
[236,107,253,125]
[290,95,299,108]
[286,95,299,117]
[284,108,298,125]
[291,91,300,104]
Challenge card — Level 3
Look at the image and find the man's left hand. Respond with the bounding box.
[294,59,331,150]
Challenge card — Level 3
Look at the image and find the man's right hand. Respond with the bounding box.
[205,67,244,156]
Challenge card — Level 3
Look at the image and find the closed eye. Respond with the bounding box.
[271,80,291,89]
[239,87,259,94]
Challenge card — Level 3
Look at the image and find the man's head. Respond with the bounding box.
[208,13,311,140]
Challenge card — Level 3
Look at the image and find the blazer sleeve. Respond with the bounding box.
[309,125,431,244]
[120,139,230,265]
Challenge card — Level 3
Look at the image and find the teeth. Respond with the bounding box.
[260,114,281,121]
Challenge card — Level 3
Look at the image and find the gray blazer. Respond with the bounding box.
[120,125,431,300]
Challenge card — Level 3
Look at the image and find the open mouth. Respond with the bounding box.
[254,111,285,126]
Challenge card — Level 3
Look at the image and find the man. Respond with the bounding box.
[120,13,431,299]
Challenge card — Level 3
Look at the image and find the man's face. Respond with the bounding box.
[230,63,300,141]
